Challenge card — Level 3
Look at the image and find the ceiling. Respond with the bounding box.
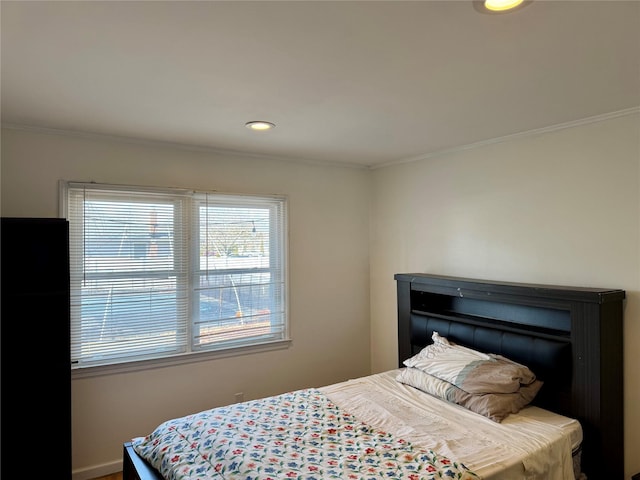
[2,1,639,169]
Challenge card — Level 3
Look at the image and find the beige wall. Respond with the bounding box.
[370,112,640,479]
[0,127,372,479]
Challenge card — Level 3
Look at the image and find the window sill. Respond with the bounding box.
[71,338,292,379]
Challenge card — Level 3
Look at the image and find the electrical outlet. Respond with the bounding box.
[234,392,244,402]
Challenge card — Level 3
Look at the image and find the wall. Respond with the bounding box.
[369,112,640,479]
[0,127,372,479]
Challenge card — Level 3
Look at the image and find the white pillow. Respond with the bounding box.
[403,332,537,394]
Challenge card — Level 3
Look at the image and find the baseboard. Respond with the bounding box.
[72,459,122,480]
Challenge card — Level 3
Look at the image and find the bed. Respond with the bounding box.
[123,273,625,480]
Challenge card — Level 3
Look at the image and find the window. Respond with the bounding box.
[63,182,288,370]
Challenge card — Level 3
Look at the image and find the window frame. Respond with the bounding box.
[61,181,290,378]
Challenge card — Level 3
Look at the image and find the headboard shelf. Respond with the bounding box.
[395,272,625,480]
[410,289,573,333]
[411,309,572,339]
[403,272,626,304]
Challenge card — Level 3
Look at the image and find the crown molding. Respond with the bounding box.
[374,106,640,170]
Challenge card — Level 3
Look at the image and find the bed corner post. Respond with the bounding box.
[123,441,162,480]
[395,274,412,367]
[123,442,135,480]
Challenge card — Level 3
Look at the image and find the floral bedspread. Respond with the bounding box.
[132,388,480,480]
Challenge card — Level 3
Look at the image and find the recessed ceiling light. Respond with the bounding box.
[473,0,530,14]
[245,121,275,131]
[484,0,524,11]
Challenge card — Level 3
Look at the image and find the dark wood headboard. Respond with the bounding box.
[395,273,625,480]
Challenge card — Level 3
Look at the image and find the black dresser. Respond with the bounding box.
[1,217,71,479]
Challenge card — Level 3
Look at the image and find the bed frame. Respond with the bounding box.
[123,273,625,480]
[395,273,624,480]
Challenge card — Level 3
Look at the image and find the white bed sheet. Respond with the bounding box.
[319,369,582,480]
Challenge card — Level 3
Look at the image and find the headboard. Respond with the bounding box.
[395,273,625,480]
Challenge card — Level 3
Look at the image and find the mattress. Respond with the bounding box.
[320,369,582,480]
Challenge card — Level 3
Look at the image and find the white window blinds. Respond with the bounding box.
[64,182,288,369]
